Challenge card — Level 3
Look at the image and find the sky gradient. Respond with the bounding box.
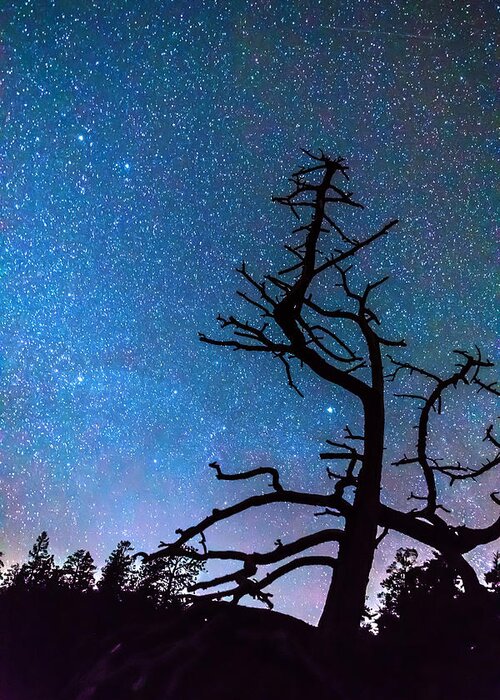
[0,0,497,622]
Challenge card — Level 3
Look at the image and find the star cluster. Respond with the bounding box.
[0,0,497,622]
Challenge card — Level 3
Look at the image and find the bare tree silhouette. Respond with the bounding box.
[147,151,499,648]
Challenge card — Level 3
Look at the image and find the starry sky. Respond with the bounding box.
[0,0,497,622]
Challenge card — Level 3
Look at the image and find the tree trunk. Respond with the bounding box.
[319,390,384,648]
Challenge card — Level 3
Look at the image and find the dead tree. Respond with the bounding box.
[148,151,499,647]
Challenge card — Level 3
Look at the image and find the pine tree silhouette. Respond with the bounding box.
[97,540,135,598]
[61,549,96,592]
[485,551,500,592]
[136,546,205,608]
[20,532,57,588]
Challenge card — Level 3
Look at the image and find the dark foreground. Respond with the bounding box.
[0,588,499,700]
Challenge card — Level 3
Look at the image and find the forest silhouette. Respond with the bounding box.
[1,532,499,698]
[2,152,499,699]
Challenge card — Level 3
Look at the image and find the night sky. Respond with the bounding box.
[0,1,497,623]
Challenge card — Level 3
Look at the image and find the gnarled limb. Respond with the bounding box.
[190,556,336,608]
[148,459,350,563]
[159,527,343,568]
[389,349,498,515]
[208,461,284,493]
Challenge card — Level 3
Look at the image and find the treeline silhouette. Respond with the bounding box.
[369,548,500,699]
[0,535,498,699]
[0,532,204,605]
[0,533,205,700]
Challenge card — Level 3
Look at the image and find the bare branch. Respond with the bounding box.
[176,528,344,569]
[485,424,500,449]
[313,219,398,278]
[344,425,364,441]
[199,531,207,556]
[391,348,498,514]
[277,353,304,397]
[314,508,343,518]
[298,318,360,364]
[237,262,276,308]
[236,291,272,317]
[149,488,349,562]
[209,460,284,493]
[191,555,336,608]
[386,356,441,383]
[375,526,389,548]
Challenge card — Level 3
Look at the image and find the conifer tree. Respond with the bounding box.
[98,540,135,598]
[485,551,500,592]
[378,547,418,618]
[137,546,205,607]
[21,532,56,587]
[1,563,21,588]
[61,549,96,592]
[377,549,462,632]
